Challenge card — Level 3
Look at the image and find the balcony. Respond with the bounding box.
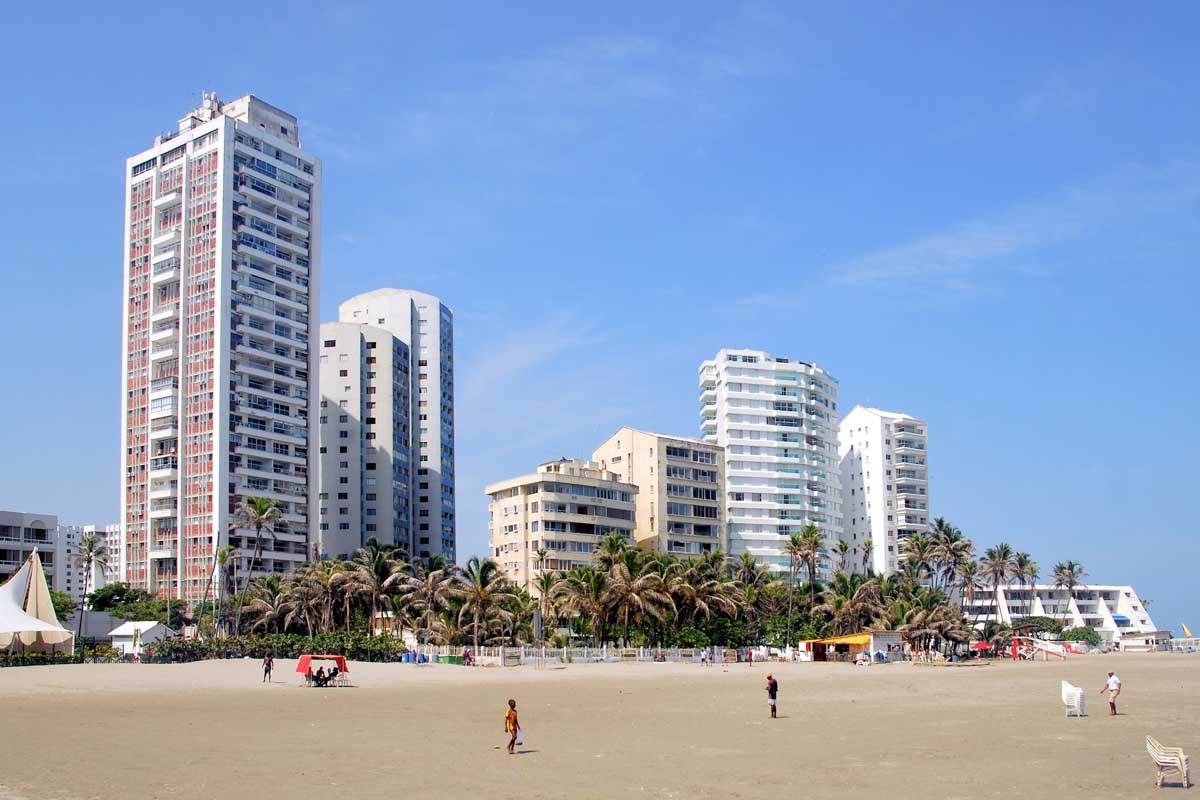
[149,418,177,440]
[149,505,175,519]
[152,227,180,247]
[153,191,181,209]
[149,482,178,500]
[149,548,175,561]
[150,302,180,322]
[150,325,178,343]
[149,376,178,397]
[148,456,177,478]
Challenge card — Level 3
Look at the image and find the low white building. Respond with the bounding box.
[965,583,1163,649]
[108,621,175,658]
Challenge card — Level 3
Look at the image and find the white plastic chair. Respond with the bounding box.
[1146,736,1190,789]
[1061,680,1085,717]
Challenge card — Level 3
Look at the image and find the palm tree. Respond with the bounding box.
[532,570,560,644]
[593,533,629,570]
[834,540,851,573]
[351,544,407,635]
[245,574,289,633]
[930,519,973,593]
[455,556,518,657]
[396,559,455,642]
[71,533,110,646]
[816,572,883,635]
[551,565,608,646]
[603,562,674,645]
[783,533,805,647]
[956,559,982,628]
[1052,560,1087,626]
[664,559,737,626]
[232,497,284,635]
[1012,552,1039,627]
[899,533,935,585]
[981,543,1015,624]
[860,538,873,574]
[534,548,549,573]
[216,545,237,636]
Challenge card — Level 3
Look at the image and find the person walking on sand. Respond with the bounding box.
[504,698,521,754]
[765,673,778,718]
[1099,671,1121,716]
[747,648,754,667]
[262,653,274,683]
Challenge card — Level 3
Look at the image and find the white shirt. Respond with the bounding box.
[1105,675,1121,691]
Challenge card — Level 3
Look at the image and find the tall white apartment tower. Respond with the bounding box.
[699,349,842,577]
[838,406,929,575]
[317,322,413,560]
[120,93,321,602]
[336,290,455,562]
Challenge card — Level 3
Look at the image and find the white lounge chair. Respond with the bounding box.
[1146,736,1191,789]
[1061,680,1085,717]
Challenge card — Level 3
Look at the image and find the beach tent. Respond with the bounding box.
[0,549,74,652]
[108,621,175,657]
[295,654,349,675]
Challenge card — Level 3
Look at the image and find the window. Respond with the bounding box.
[337,492,348,500]
[323,340,336,348]
[339,415,348,423]
[339,431,348,439]
[339,477,348,484]
[339,461,349,468]
[366,493,376,500]
[339,369,348,377]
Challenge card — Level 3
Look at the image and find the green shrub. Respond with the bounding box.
[1062,626,1102,646]
[142,633,408,663]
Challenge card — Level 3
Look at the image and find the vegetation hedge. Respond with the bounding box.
[143,633,408,663]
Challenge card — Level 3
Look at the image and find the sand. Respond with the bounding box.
[0,653,1194,799]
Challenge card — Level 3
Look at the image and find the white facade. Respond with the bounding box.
[838,406,929,575]
[335,290,455,561]
[966,583,1162,648]
[699,349,842,577]
[120,92,321,602]
[317,322,413,560]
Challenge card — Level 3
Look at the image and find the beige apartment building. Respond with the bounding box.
[592,428,726,558]
[486,459,637,591]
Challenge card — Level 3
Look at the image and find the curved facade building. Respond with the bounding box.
[335,289,455,562]
[699,349,842,577]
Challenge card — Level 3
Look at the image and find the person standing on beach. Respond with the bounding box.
[765,673,778,718]
[262,653,273,683]
[747,649,754,667]
[504,698,521,754]
[1099,671,1121,715]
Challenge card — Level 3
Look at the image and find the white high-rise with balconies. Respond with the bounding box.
[335,290,455,562]
[838,406,929,575]
[699,349,842,577]
[120,92,321,602]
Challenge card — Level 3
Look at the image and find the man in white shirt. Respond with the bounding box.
[1099,671,1122,716]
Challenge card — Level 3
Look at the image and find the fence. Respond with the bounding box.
[414,644,757,666]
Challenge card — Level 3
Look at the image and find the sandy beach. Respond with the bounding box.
[0,653,1194,799]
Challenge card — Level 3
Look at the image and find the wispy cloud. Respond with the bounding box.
[1016,68,1098,123]
[742,157,1200,304]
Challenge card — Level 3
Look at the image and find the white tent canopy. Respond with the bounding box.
[0,549,74,651]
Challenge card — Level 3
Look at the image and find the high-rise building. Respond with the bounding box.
[317,321,413,559]
[592,427,726,558]
[699,349,842,577]
[838,406,929,575]
[486,459,637,592]
[120,93,321,601]
[335,290,455,561]
[84,524,124,589]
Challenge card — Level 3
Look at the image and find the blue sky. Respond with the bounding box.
[3,3,1197,633]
